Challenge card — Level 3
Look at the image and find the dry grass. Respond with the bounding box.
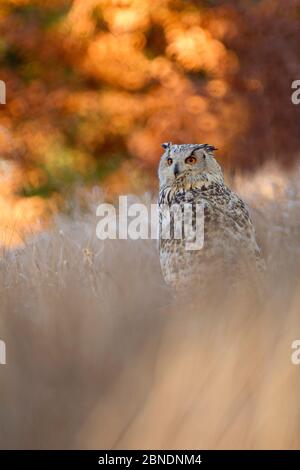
[1,165,300,449]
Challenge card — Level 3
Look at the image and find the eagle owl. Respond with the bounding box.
[158,143,265,294]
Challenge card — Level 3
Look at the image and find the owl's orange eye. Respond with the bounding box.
[185,156,197,164]
[167,158,173,166]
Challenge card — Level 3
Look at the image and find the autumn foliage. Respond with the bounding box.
[0,0,300,200]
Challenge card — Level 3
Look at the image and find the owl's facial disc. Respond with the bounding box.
[158,143,223,187]
[161,148,206,183]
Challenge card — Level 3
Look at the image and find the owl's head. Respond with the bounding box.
[158,143,223,188]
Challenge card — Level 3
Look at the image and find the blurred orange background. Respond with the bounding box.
[0,0,300,244]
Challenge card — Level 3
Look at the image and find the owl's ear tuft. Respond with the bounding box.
[161,142,171,150]
[203,144,218,153]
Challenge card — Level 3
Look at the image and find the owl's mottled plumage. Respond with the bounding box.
[158,143,265,294]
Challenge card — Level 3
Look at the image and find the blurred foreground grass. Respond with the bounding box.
[0,165,300,449]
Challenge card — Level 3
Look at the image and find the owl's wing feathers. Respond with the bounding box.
[195,184,265,273]
[158,182,265,291]
[168,183,265,268]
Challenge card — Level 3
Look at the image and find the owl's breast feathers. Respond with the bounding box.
[158,180,266,292]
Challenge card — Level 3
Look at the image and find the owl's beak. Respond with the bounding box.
[174,164,179,177]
